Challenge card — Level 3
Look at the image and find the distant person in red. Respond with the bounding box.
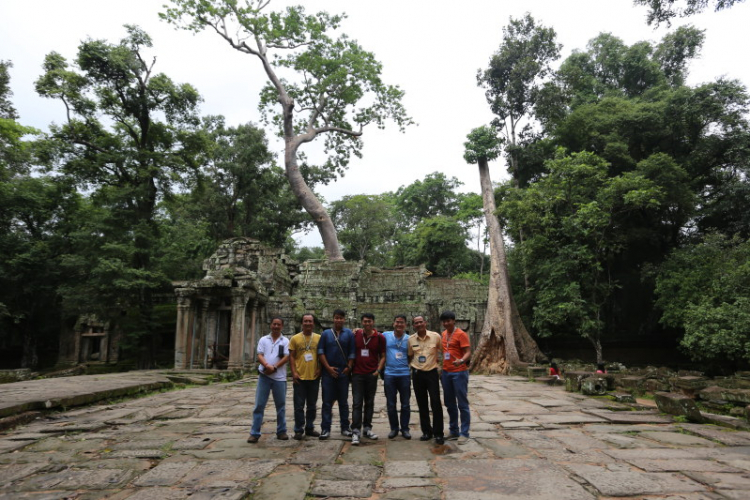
[596,363,607,374]
[549,362,560,379]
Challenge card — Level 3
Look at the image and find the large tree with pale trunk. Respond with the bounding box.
[463,126,544,373]
[162,0,412,261]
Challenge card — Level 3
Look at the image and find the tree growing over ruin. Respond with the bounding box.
[162,0,413,261]
[463,126,544,373]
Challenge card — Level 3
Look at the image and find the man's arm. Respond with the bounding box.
[376,335,386,375]
[289,347,300,383]
[258,352,275,374]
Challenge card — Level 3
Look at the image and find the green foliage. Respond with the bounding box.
[394,172,464,226]
[504,27,750,362]
[478,13,560,184]
[656,234,750,362]
[171,118,307,248]
[329,194,397,265]
[463,126,503,164]
[634,0,745,26]
[500,149,678,356]
[290,246,326,262]
[400,216,474,277]
[35,26,207,367]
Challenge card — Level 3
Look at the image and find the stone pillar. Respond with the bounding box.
[248,301,260,369]
[205,309,218,368]
[227,290,248,370]
[174,290,192,369]
[194,299,210,369]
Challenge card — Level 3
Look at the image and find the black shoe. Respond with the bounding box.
[305,429,320,437]
[388,429,398,439]
[293,432,304,440]
[319,430,330,440]
[435,436,445,445]
[277,432,289,440]
[420,434,433,441]
[401,430,412,440]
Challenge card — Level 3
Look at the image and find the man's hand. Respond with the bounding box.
[292,372,301,384]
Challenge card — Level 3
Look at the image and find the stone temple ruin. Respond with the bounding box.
[172,237,488,371]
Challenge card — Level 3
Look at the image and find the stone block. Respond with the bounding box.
[644,378,670,392]
[612,392,636,404]
[564,371,591,392]
[527,366,548,379]
[581,377,607,396]
[654,392,703,423]
[619,376,645,393]
[698,386,750,405]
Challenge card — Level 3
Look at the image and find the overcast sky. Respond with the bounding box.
[2,0,748,247]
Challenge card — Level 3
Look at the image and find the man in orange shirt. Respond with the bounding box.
[440,310,471,444]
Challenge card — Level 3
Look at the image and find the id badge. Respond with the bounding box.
[444,352,451,360]
[361,349,370,357]
[395,352,404,359]
[418,355,426,363]
[304,353,313,362]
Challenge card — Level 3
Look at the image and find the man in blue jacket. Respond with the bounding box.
[317,309,355,439]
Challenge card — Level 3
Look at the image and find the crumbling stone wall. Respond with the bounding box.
[292,260,487,341]
[171,238,488,369]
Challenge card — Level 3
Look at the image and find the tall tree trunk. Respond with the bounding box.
[471,157,544,373]
[284,138,344,261]
[280,87,344,261]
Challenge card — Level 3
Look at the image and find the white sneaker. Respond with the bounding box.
[351,433,360,446]
[364,429,378,440]
[457,436,470,445]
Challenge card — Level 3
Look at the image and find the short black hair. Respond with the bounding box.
[439,310,456,321]
[361,312,375,321]
[270,316,285,325]
[333,309,347,318]
[393,314,407,322]
[302,313,315,322]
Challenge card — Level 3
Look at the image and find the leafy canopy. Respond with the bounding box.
[634,0,745,26]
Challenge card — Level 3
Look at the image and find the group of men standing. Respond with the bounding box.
[247,309,472,446]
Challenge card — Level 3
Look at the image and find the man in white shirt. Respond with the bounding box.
[248,317,290,443]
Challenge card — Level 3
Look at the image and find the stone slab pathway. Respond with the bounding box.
[2,373,750,499]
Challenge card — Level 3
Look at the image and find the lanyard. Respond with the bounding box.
[394,333,405,350]
[363,333,373,347]
[303,334,313,351]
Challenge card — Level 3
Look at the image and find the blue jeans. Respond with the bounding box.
[384,374,411,432]
[442,370,470,437]
[351,373,378,433]
[293,379,320,433]
[321,372,351,432]
[251,374,287,437]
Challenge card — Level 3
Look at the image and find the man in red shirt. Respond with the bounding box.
[440,310,471,444]
[350,312,385,445]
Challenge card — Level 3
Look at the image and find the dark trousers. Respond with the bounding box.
[413,368,443,438]
[321,372,350,432]
[384,374,411,432]
[292,378,320,433]
[351,373,378,433]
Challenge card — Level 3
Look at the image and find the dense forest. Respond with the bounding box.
[1,1,748,372]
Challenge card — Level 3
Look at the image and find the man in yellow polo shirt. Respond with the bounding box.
[289,313,321,440]
[408,315,444,444]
